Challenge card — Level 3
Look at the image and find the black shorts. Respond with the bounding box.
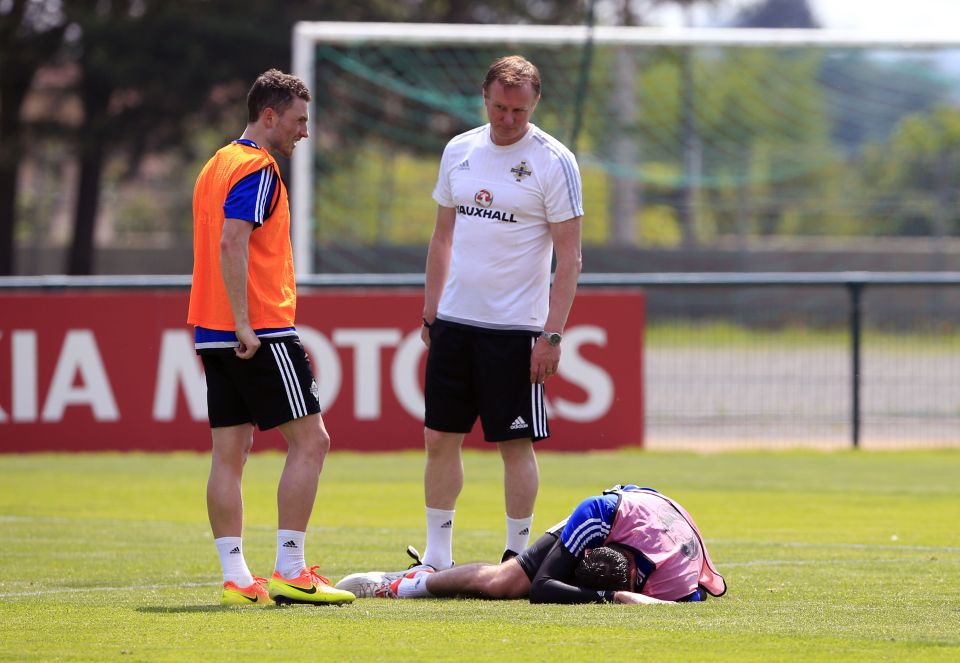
[424,320,549,442]
[515,532,560,581]
[200,338,321,431]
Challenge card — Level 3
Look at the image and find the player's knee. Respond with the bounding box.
[424,427,443,449]
[303,430,330,470]
[284,415,330,454]
[316,427,331,456]
[498,438,535,462]
[484,565,528,599]
[424,428,459,456]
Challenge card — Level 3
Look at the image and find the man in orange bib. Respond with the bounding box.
[188,69,353,607]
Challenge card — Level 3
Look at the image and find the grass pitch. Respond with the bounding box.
[0,449,958,662]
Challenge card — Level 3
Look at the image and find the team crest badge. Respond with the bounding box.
[475,189,493,208]
[510,160,532,182]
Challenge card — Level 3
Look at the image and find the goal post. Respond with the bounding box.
[291,22,960,276]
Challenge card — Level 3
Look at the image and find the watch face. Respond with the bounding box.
[544,332,561,346]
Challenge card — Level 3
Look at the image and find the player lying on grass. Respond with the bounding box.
[336,485,727,604]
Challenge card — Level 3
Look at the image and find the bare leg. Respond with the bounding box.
[276,413,330,531]
[425,559,531,599]
[421,428,464,568]
[498,438,538,519]
[424,427,465,509]
[207,423,255,537]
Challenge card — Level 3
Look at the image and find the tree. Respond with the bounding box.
[62,0,287,274]
[863,107,960,240]
[0,0,66,275]
[646,0,722,247]
[55,0,583,273]
[735,0,818,28]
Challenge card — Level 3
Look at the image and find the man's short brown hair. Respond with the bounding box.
[247,69,311,122]
[482,55,541,97]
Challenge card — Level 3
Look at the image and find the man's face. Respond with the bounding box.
[483,80,539,146]
[266,97,309,159]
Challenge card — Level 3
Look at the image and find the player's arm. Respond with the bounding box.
[528,495,615,604]
[528,539,615,604]
[220,217,259,359]
[530,216,582,383]
[421,204,455,347]
[219,165,276,359]
[528,542,672,604]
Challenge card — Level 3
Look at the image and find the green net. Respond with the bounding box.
[306,38,960,247]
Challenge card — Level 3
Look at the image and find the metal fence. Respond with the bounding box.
[4,272,959,450]
[616,272,960,451]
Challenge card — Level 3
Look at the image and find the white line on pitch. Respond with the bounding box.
[721,558,948,568]
[711,539,960,553]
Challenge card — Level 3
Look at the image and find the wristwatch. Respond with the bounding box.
[540,331,562,346]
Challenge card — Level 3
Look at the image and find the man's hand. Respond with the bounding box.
[613,591,671,605]
[530,336,560,384]
[421,320,432,349]
[234,325,260,359]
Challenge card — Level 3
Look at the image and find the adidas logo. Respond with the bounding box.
[518,527,529,536]
[457,159,470,170]
[440,520,453,529]
[282,540,298,549]
[509,416,528,430]
[229,546,241,555]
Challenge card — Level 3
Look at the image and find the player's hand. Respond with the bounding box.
[421,324,431,349]
[530,337,560,384]
[235,326,260,359]
[613,591,671,605]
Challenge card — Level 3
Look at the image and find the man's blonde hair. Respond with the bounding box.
[482,55,541,97]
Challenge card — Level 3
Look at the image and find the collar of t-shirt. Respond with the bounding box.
[233,138,261,149]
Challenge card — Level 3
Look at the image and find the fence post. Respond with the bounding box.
[847,281,864,449]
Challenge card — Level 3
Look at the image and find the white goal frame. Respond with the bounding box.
[291,21,960,275]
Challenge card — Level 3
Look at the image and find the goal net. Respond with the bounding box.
[292,22,960,274]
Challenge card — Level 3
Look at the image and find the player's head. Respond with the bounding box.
[247,69,311,123]
[482,55,541,97]
[573,545,634,592]
[482,56,540,146]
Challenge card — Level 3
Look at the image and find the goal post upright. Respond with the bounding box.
[292,22,316,277]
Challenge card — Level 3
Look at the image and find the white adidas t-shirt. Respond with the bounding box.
[432,123,583,331]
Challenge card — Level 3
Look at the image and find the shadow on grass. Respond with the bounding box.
[138,605,281,613]
[138,604,351,613]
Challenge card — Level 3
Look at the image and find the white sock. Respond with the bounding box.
[215,536,254,587]
[422,507,455,570]
[505,515,533,555]
[275,529,306,579]
[396,571,434,598]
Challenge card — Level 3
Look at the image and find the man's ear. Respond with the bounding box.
[261,107,276,128]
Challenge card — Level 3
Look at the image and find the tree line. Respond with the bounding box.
[0,0,589,275]
[9,0,954,276]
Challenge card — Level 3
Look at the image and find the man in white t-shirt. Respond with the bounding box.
[417,55,584,570]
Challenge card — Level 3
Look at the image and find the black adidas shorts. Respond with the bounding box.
[424,319,549,442]
[200,338,321,431]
